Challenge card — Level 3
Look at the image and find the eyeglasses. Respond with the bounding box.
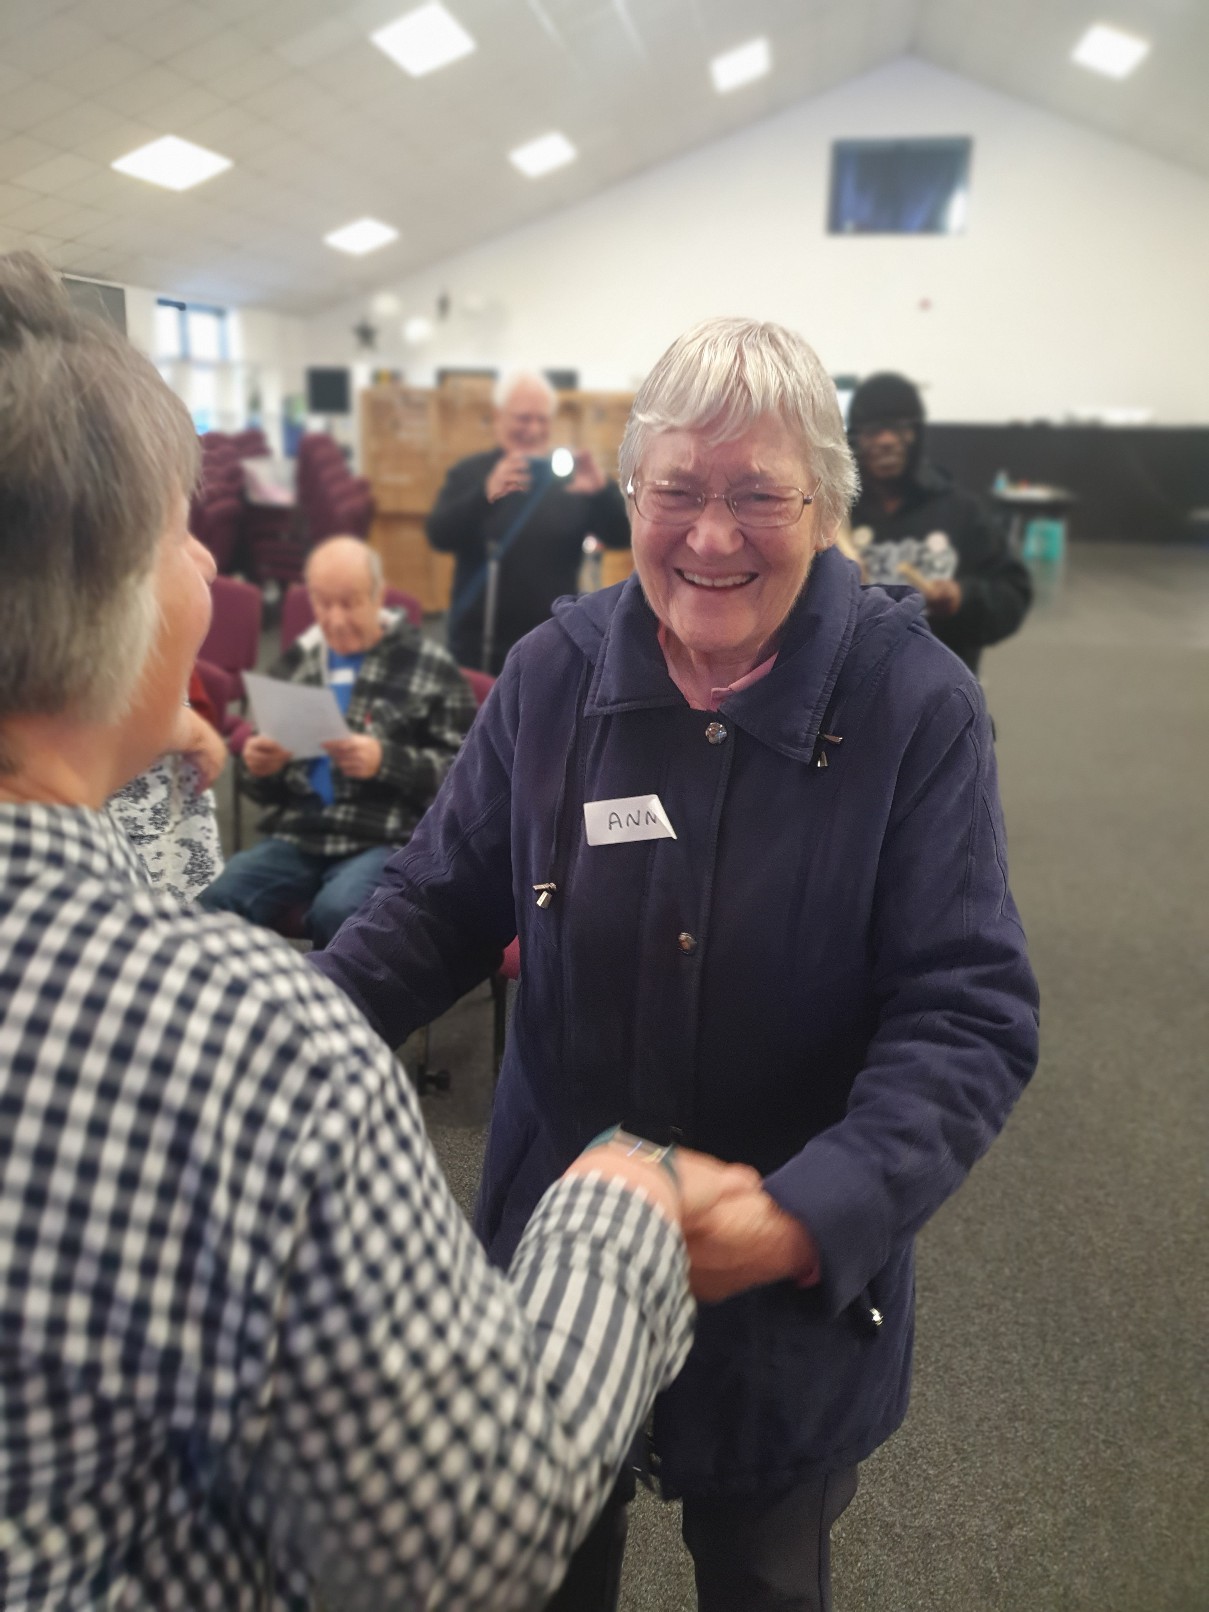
[627,480,818,528]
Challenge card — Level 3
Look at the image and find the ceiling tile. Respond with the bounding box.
[3,18,105,75]
[8,153,101,199]
[125,2,224,60]
[274,17,358,69]
[0,184,42,220]
[73,0,176,36]
[0,136,64,186]
[0,78,83,133]
[47,40,152,94]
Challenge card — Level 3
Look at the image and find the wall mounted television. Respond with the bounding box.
[306,367,352,415]
[828,138,972,235]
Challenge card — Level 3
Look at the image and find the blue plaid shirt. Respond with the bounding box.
[0,804,693,1609]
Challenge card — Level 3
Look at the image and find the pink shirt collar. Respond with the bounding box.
[656,624,778,712]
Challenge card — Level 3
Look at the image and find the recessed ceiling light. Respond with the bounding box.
[1071,22,1151,78]
[509,132,577,179]
[710,36,771,93]
[372,2,476,76]
[111,135,232,191]
[324,218,399,256]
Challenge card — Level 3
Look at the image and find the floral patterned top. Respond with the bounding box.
[106,753,224,902]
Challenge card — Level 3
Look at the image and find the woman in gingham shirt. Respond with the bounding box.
[0,252,753,1610]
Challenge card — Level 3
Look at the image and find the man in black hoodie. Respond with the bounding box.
[847,372,1031,675]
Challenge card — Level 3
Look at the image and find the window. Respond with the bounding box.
[155,298,228,362]
[828,139,972,236]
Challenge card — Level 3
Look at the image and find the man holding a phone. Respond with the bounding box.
[427,371,630,672]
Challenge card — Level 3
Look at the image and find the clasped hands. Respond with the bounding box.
[243,733,383,779]
[564,1143,820,1303]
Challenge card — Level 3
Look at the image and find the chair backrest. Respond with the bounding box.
[193,496,243,573]
[459,667,494,709]
[280,582,423,652]
[199,576,262,679]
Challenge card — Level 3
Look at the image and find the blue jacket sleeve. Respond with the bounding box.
[763,682,1040,1315]
[309,655,521,1048]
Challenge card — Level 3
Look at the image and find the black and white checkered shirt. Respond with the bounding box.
[0,805,693,1609]
[240,612,479,858]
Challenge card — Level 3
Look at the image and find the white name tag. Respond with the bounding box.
[584,794,677,846]
[328,667,358,686]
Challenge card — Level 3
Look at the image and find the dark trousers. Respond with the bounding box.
[543,1466,859,1612]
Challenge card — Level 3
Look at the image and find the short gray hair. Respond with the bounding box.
[618,317,859,532]
[0,252,199,744]
[493,369,555,412]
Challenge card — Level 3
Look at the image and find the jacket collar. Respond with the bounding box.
[583,546,862,763]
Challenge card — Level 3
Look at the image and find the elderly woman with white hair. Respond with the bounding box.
[318,317,1040,1611]
[0,255,780,1609]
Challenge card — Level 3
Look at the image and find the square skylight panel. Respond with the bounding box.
[372,3,476,76]
[1071,23,1151,78]
[111,136,232,191]
[710,36,771,93]
[509,132,576,178]
[324,218,399,255]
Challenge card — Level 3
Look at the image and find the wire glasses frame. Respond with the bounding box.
[626,479,820,528]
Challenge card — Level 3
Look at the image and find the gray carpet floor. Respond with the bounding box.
[217,542,1209,1611]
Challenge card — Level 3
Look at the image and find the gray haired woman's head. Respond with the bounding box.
[618,317,858,533]
[0,252,199,750]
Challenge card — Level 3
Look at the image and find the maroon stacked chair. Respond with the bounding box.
[191,436,245,573]
[198,576,263,848]
[297,433,375,545]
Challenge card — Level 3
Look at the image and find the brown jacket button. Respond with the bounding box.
[678,932,698,954]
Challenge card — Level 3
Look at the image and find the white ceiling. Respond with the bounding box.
[0,0,1204,315]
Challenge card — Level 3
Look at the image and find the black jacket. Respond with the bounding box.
[426,449,631,672]
[851,463,1031,674]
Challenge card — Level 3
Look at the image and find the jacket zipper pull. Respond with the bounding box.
[815,733,844,769]
[532,882,557,909]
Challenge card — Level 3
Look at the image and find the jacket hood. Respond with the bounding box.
[549,547,927,764]
[848,371,926,482]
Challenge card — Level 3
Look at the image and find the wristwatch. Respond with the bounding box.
[585,1125,679,1184]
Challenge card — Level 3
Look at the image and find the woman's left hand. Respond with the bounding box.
[683,1187,821,1303]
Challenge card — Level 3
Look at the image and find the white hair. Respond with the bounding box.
[618,317,859,532]
[493,370,556,412]
[305,535,383,594]
[0,250,199,757]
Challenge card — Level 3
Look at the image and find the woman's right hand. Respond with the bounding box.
[243,735,293,777]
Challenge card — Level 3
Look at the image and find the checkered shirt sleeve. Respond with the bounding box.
[0,805,693,1610]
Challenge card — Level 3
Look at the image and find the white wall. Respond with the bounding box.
[304,57,1209,424]
[116,279,307,451]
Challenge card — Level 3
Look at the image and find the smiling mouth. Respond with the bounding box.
[678,570,758,590]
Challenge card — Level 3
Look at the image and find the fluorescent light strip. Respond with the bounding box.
[372,2,476,76]
[1071,22,1151,79]
[324,218,399,255]
[111,135,232,191]
[509,131,576,178]
[710,36,771,93]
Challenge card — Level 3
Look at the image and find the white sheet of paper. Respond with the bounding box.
[583,794,677,846]
[244,672,350,760]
